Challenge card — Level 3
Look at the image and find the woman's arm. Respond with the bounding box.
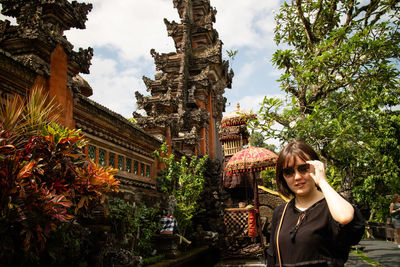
[390,203,400,214]
[307,160,354,225]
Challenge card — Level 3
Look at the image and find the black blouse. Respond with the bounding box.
[267,198,365,267]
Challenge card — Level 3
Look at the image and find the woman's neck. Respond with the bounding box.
[295,190,324,211]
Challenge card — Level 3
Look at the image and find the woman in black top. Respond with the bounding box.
[267,141,365,267]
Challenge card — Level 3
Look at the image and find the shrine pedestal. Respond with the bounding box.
[153,234,182,259]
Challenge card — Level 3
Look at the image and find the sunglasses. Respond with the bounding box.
[282,163,310,178]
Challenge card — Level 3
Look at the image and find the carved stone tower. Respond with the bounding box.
[133,0,233,160]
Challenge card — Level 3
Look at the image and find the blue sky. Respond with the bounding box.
[1,0,285,133]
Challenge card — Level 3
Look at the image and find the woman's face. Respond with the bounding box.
[282,155,316,198]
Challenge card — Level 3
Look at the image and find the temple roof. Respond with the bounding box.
[221,103,256,127]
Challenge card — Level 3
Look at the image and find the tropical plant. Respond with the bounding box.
[107,198,160,257]
[154,143,208,237]
[251,0,400,221]
[0,87,119,263]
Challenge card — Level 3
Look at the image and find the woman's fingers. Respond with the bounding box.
[306,160,326,184]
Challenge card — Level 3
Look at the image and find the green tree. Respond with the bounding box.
[251,131,265,148]
[107,199,160,257]
[153,143,208,237]
[250,131,277,152]
[253,0,400,221]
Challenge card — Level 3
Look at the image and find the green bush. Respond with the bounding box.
[154,143,208,238]
[107,198,160,257]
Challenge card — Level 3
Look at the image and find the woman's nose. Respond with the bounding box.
[294,169,302,180]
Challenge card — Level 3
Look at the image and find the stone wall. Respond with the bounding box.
[258,189,286,225]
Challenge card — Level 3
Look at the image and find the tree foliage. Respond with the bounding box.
[107,198,160,257]
[154,143,208,236]
[250,131,277,152]
[253,0,400,221]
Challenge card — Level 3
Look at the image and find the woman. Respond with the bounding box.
[389,194,400,248]
[267,141,365,267]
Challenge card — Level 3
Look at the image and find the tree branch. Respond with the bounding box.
[295,0,319,44]
[270,112,290,127]
[314,0,324,27]
[363,0,380,27]
[344,0,355,27]
[326,0,339,32]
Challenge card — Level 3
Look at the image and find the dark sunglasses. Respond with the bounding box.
[282,164,310,178]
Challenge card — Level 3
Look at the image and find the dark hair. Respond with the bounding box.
[276,141,320,198]
[392,194,400,203]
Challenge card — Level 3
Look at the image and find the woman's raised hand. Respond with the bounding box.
[306,160,326,186]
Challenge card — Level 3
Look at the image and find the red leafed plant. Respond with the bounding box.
[0,86,119,257]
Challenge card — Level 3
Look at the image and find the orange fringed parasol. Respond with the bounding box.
[225,146,278,176]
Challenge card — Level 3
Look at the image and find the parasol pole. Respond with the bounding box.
[253,172,266,264]
[245,173,248,203]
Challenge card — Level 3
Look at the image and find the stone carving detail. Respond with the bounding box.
[0,20,10,41]
[71,47,93,74]
[134,0,233,157]
[0,0,93,75]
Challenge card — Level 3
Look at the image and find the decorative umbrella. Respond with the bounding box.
[225,146,277,176]
[224,146,278,264]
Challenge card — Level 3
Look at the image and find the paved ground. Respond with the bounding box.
[215,239,400,267]
[346,239,400,267]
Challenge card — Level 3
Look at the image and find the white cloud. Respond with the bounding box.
[82,56,146,118]
[66,0,179,63]
[66,0,280,61]
[234,61,257,88]
[212,0,280,50]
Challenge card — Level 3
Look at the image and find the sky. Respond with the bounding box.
[1,0,285,142]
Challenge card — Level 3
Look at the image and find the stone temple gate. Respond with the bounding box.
[133,0,234,160]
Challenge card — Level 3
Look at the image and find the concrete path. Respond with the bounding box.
[346,239,400,267]
[215,239,400,267]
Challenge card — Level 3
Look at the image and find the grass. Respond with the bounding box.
[350,249,384,267]
[143,254,165,266]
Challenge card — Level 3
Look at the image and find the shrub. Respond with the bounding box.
[154,143,208,238]
[107,198,160,257]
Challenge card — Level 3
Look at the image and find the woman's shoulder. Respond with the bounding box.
[273,199,293,215]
